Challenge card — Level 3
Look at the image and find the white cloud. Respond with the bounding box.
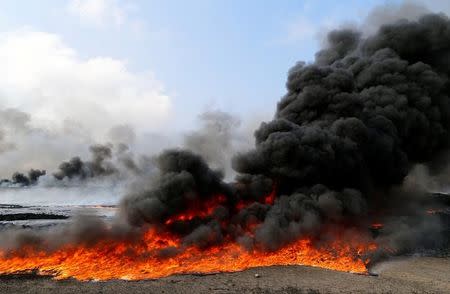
[68,0,127,27]
[0,29,171,138]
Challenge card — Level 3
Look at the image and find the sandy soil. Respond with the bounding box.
[0,257,449,294]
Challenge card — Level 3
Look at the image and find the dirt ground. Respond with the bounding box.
[0,257,449,294]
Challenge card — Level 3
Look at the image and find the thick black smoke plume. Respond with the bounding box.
[234,15,450,194]
[122,149,232,226]
[120,13,450,253]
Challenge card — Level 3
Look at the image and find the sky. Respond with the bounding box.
[0,0,449,175]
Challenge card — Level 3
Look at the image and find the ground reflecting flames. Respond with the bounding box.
[0,228,376,281]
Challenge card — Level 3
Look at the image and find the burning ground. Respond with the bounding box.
[1,257,450,294]
[0,10,450,284]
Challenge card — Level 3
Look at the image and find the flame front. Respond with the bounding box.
[0,228,376,281]
[0,187,378,280]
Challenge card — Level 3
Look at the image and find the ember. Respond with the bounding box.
[370,223,384,230]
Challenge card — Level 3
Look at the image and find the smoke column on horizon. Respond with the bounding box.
[0,109,255,187]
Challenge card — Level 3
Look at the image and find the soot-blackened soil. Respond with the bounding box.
[0,257,449,293]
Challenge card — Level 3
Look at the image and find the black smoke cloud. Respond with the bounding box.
[53,144,118,180]
[120,13,450,253]
[122,149,231,226]
[0,169,46,187]
[0,143,144,186]
[234,14,450,194]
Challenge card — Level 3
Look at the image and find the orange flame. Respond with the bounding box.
[236,183,277,210]
[164,194,226,225]
[370,223,384,229]
[0,187,378,280]
[0,228,376,281]
[263,185,276,205]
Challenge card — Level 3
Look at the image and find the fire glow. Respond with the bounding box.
[0,187,378,281]
[0,228,376,281]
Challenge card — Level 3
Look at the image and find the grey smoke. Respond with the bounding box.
[0,107,30,155]
[184,110,241,178]
[0,107,32,133]
[108,124,136,146]
[0,129,15,154]
[363,1,430,35]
